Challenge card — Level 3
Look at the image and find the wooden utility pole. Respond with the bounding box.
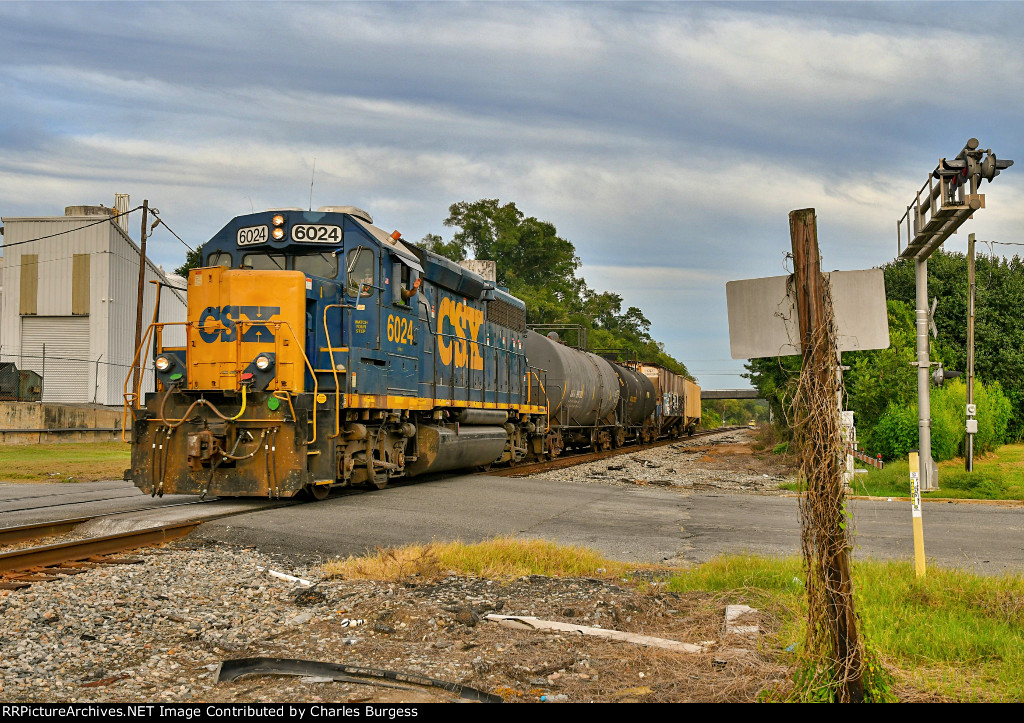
[966,233,976,472]
[790,208,865,702]
[131,199,150,406]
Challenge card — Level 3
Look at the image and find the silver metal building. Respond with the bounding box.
[0,205,186,405]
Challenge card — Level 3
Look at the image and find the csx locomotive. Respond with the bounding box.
[126,206,699,498]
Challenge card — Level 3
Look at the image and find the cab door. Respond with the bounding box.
[344,245,386,396]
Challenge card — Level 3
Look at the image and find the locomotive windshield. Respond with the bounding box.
[238,251,339,278]
[242,252,287,270]
[293,252,338,278]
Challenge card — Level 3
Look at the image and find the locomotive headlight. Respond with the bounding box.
[155,356,171,372]
[272,227,285,240]
[255,354,272,371]
[272,214,285,226]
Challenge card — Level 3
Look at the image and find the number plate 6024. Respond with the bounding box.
[291,225,342,244]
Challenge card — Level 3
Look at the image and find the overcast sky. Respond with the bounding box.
[2,1,1022,388]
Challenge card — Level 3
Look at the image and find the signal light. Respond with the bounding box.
[272,214,285,226]
[931,364,962,387]
[391,230,402,240]
[981,153,1013,182]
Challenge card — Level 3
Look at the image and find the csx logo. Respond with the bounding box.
[198,306,281,343]
[437,296,483,370]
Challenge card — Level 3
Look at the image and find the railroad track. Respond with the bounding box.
[487,426,747,477]
[0,520,201,590]
[0,497,289,590]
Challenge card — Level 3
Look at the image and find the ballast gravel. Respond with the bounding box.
[0,544,785,703]
[531,429,796,493]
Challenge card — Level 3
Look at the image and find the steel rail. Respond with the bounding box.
[0,517,95,546]
[486,426,746,478]
[0,520,202,574]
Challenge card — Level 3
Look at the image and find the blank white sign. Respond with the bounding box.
[726,269,889,359]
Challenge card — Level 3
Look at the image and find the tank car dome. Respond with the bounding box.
[317,206,373,224]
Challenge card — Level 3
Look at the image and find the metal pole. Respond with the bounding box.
[915,257,936,490]
[966,234,976,472]
[131,199,149,407]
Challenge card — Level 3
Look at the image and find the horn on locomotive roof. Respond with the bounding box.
[317,206,373,224]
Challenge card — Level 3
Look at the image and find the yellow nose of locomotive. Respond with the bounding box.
[187,267,308,392]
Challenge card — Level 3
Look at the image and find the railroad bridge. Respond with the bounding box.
[701,389,761,400]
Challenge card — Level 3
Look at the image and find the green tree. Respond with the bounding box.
[421,199,692,378]
[174,244,204,277]
[882,250,1024,439]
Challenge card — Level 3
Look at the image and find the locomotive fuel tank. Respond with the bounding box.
[524,330,618,427]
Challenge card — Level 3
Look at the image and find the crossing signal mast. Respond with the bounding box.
[897,139,1012,490]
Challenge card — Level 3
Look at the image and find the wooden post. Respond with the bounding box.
[132,199,149,407]
[790,208,865,702]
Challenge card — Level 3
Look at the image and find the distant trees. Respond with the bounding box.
[702,398,770,427]
[422,199,691,377]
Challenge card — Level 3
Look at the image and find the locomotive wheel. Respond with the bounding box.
[306,483,331,501]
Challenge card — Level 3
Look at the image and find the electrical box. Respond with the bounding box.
[966,403,977,416]
[966,419,979,434]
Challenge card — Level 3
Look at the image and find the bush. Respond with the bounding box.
[861,379,1012,462]
[867,403,918,461]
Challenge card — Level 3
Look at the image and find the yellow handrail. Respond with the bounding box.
[530,371,551,434]
[323,304,347,439]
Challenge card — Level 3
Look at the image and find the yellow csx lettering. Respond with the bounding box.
[437,296,483,370]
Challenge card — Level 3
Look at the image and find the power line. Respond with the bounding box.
[149,210,194,253]
[1,206,143,249]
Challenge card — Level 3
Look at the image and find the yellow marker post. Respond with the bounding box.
[909,450,926,577]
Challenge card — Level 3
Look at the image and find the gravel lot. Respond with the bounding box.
[0,429,795,703]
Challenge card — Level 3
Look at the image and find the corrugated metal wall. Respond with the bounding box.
[0,214,187,406]
[21,316,91,402]
[104,226,186,406]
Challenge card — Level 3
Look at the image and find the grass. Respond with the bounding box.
[321,536,646,580]
[851,445,1024,501]
[779,443,1024,501]
[0,441,131,482]
[322,539,1024,701]
[666,555,1024,702]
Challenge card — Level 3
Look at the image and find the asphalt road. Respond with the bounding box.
[193,474,1024,576]
[3,476,1021,575]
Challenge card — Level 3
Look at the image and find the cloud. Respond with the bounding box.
[2,1,1023,389]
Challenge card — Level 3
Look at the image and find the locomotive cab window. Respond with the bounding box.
[241,252,287,271]
[207,252,232,268]
[346,247,374,297]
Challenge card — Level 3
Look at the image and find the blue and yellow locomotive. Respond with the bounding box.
[127,206,549,498]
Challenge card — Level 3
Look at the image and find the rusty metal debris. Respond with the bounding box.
[215,657,503,702]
